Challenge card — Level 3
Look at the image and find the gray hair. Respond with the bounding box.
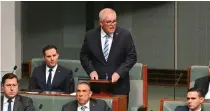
[99,8,117,21]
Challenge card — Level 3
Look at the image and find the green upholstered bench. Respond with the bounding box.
[160,99,210,111]
[128,63,148,109]
[29,58,148,109]
[20,93,113,111]
[187,65,209,89]
[29,58,89,91]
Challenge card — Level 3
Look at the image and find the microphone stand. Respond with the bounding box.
[174,73,183,100]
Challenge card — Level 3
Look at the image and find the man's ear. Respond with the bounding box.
[200,97,204,103]
[99,21,103,26]
[1,84,4,91]
[89,91,93,97]
[57,53,59,58]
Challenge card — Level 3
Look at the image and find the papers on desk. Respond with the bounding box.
[24,92,39,94]
[70,92,76,96]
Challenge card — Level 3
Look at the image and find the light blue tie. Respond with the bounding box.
[103,35,110,61]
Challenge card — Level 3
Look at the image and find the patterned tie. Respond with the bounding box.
[81,106,87,111]
[46,68,53,91]
[7,99,12,111]
[103,35,110,61]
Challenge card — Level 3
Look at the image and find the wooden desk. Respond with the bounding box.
[14,91,127,111]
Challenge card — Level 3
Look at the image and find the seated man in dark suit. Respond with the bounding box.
[28,45,75,93]
[194,67,210,99]
[1,73,35,111]
[62,82,111,111]
[175,88,204,111]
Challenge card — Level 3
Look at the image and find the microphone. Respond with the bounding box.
[12,65,17,74]
[174,73,183,100]
[39,104,43,110]
[75,68,78,72]
[105,73,108,80]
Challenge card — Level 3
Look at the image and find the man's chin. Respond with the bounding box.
[188,106,194,110]
[6,94,16,98]
[48,64,56,68]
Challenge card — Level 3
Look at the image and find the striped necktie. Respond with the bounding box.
[103,35,110,61]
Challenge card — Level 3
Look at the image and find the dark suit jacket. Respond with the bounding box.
[62,98,112,111]
[1,95,35,111]
[80,27,137,94]
[174,106,203,111]
[194,76,210,97]
[28,64,75,93]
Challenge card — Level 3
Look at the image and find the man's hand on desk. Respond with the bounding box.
[90,71,98,80]
[111,72,120,83]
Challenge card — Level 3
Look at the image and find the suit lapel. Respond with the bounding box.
[1,96,3,111]
[52,65,61,88]
[13,95,21,111]
[90,99,97,111]
[69,100,78,111]
[207,76,210,90]
[96,28,107,63]
[41,64,47,90]
[107,27,120,63]
[185,106,189,111]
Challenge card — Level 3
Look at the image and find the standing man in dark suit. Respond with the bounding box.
[174,88,204,111]
[28,45,75,93]
[80,8,137,99]
[62,82,111,111]
[194,68,210,99]
[1,73,35,111]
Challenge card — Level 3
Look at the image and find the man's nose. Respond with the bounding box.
[79,92,84,96]
[10,86,14,91]
[51,57,54,61]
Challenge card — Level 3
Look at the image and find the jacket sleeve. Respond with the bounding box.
[80,35,96,75]
[25,98,35,111]
[28,69,37,91]
[65,70,75,94]
[115,32,137,78]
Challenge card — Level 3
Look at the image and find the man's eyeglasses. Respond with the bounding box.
[103,20,117,25]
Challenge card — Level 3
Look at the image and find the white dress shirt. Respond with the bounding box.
[189,107,201,111]
[3,96,15,111]
[45,64,58,84]
[77,100,90,111]
[101,28,114,58]
[205,83,210,99]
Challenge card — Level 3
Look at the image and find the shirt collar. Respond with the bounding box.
[78,100,90,109]
[3,95,15,104]
[189,107,202,111]
[101,28,113,38]
[46,64,58,72]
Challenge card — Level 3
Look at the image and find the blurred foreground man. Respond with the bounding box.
[1,73,35,111]
[175,88,204,111]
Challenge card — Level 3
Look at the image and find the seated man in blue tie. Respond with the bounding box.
[174,88,204,111]
[62,82,111,111]
[28,45,75,93]
[1,73,35,111]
